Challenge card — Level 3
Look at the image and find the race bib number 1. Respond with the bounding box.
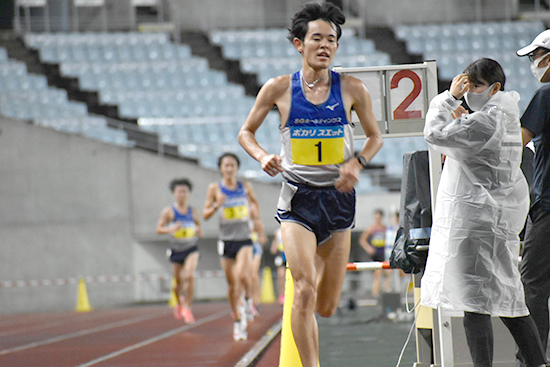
[290,126,344,165]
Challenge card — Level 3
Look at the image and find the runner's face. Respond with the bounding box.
[297,19,338,70]
[220,156,238,179]
[173,185,190,204]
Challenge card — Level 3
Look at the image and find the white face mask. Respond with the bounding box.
[464,83,495,112]
[530,54,550,82]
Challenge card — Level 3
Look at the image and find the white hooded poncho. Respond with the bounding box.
[421,90,530,317]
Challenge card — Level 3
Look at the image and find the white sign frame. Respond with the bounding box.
[333,60,438,137]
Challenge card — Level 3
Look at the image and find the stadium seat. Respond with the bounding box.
[209,28,391,86]
[394,20,544,114]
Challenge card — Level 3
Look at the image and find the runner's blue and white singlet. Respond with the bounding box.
[170,206,198,251]
[218,181,251,241]
[280,70,355,186]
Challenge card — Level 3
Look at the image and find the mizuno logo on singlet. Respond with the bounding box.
[325,103,339,111]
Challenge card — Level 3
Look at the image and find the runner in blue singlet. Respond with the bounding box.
[238,3,383,365]
[202,152,266,341]
[156,178,203,323]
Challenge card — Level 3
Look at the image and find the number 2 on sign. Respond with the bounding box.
[391,69,422,120]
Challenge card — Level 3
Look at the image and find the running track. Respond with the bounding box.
[0,302,283,367]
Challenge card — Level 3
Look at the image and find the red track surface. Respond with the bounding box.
[0,302,283,367]
[254,334,281,367]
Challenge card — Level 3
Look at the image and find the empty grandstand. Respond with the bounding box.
[6,1,542,192]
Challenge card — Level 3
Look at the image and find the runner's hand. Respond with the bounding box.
[260,154,283,177]
[169,222,182,233]
[335,159,360,192]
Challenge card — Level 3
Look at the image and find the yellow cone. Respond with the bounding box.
[75,277,93,312]
[279,268,302,366]
[260,266,276,304]
[279,268,319,367]
[168,276,178,307]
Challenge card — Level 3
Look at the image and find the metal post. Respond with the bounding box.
[129,0,136,30]
[504,0,511,22]
[475,0,482,22]
[169,0,181,43]
[24,5,31,33]
[72,2,79,32]
[14,3,21,34]
[101,3,108,32]
[157,0,163,23]
[44,1,50,32]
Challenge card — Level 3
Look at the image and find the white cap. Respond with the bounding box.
[517,29,550,56]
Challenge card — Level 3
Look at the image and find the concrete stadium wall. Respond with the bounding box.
[0,117,136,313]
[174,0,519,31]
[0,116,281,314]
[33,0,520,33]
[359,0,518,26]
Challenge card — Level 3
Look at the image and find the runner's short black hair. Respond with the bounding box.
[169,178,192,192]
[287,2,345,42]
[218,152,240,168]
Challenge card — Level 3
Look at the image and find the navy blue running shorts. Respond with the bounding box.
[168,245,198,264]
[276,181,356,245]
[218,239,253,259]
[371,246,385,262]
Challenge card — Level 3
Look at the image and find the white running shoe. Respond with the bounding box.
[240,311,248,331]
[245,298,257,321]
[233,320,247,341]
[238,297,247,323]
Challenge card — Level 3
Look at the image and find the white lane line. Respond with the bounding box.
[0,312,164,356]
[0,320,65,338]
[76,310,230,367]
[234,320,282,367]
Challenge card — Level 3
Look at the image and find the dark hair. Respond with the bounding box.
[218,152,240,168]
[464,58,506,91]
[169,178,192,192]
[374,208,384,216]
[287,2,345,43]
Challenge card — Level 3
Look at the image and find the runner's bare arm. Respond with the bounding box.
[358,226,375,255]
[193,208,204,237]
[156,207,177,234]
[202,183,222,220]
[335,76,383,192]
[239,76,290,177]
[244,181,266,241]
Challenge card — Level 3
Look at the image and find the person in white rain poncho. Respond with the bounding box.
[421,58,547,367]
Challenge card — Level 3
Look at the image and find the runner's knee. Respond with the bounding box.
[293,278,317,312]
[316,297,338,317]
